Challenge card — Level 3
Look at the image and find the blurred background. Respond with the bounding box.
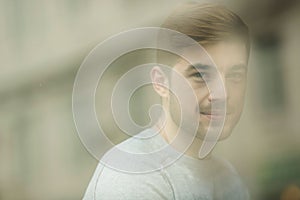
[1,0,300,199]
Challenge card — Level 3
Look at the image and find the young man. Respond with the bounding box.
[84,3,250,199]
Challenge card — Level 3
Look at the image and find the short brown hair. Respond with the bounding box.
[157,2,250,66]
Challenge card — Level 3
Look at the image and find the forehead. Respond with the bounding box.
[173,41,247,73]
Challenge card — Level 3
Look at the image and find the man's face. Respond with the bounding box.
[168,40,248,140]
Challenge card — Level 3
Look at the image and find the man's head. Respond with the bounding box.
[151,3,250,141]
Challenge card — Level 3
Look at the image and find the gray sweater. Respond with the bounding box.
[83,129,249,200]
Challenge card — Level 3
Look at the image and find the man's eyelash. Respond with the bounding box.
[192,72,208,79]
[193,72,203,77]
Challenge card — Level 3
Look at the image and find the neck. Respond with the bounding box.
[155,117,212,160]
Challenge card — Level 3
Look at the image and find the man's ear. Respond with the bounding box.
[150,66,169,97]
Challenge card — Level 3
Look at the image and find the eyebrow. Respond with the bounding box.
[229,64,247,72]
[185,63,247,73]
[185,63,213,73]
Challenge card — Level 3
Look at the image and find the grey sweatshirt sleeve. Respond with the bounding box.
[83,163,174,200]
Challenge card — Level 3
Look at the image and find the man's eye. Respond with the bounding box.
[191,72,211,83]
[192,72,204,78]
[227,72,244,81]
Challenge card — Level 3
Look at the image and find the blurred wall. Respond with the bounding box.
[0,0,184,199]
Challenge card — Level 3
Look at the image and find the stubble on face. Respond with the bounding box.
[166,40,248,142]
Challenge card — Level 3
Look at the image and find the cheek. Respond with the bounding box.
[227,82,246,112]
[227,80,246,97]
[172,83,204,106]
[191,84,210,103]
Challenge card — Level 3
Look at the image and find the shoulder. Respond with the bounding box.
[116,128,165,153]
[83,129,174,199]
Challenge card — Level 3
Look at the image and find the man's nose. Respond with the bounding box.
[207,79,227,102]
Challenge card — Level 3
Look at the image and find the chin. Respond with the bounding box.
[194,123,235,141]
[217,129,232,141]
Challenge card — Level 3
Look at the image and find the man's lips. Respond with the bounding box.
[200,111,228,120]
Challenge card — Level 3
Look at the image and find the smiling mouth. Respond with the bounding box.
[200,112,227,120]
